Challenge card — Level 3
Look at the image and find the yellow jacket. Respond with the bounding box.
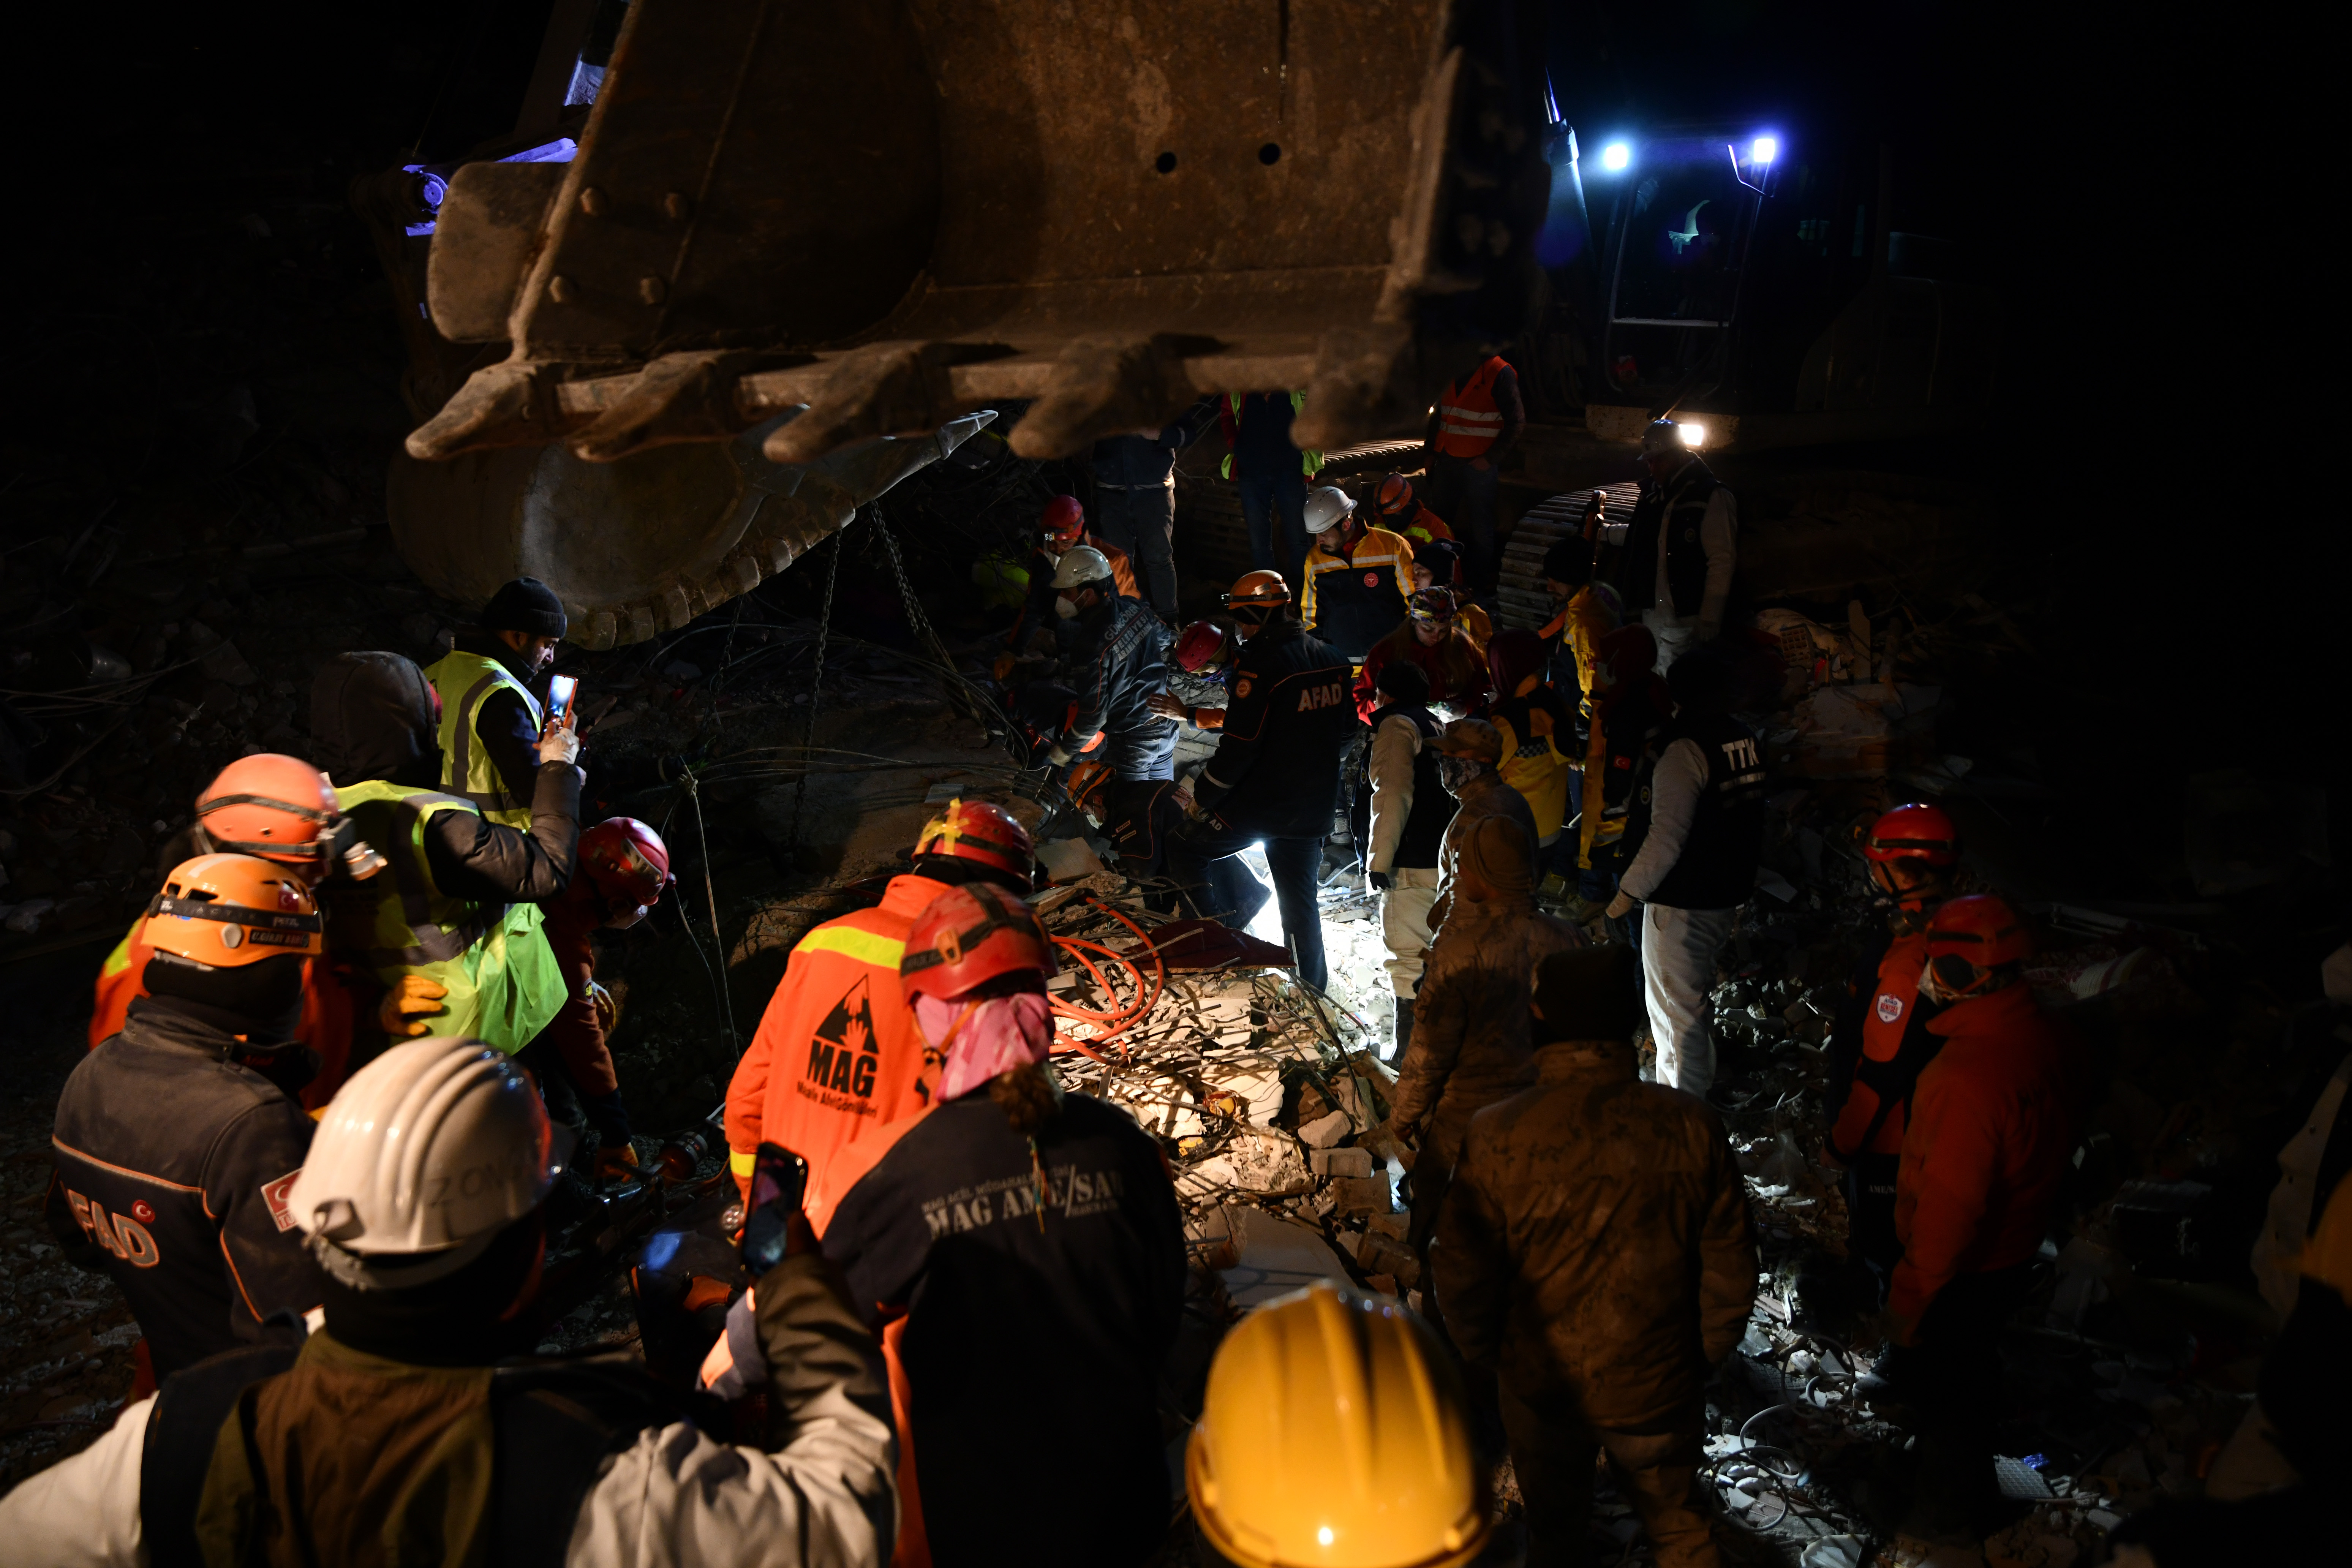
[1490,677,1576,842]
[1540,585,1619,718]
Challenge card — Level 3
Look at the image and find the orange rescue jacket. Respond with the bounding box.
[1827,930,1937,1162]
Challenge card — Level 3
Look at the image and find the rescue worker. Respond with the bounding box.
[1572,624,1671,928]
[1069,760,1189,891]
[1042,545,1179,781]
[1538,533,1622,716]
[309,649,577,1054]
[1357,661,1455,1061]
[813,884,1184,1568]
[1437,943,1758,1568]
[1353,587,1489,722]
[1422,718,1540,938]
[1220,390,1323,575]
[423,575,569,828]
[1612,420,1736,676]
[1873,894,2084,1551]
[1422,354,1525,594]
[523,816,672,1181]
[1007,495,1139,661]
[1404,539,1492,648]
[1606,646,1769,1095]
[1373,469,1455,548]
[726,797,1036,1231]
[1296,485,1415,662]
[1388,815,1574,1305]
[1089,397,1217,618]
[1167,571,1355,991]
[1147,620,1233,730]
[3,1035,898,1567]
[48,855,327,1382]
[1484,628,1578,880]
[1823,803,1964,1291]
[1185,1281,1490,1568]
[89,753,376,1102]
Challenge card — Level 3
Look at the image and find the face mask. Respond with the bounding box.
[1438,755,1482,795]
[1055,595,1080,620]
[913,991,1053,1101]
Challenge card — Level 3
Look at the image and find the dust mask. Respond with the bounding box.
[1054,595,1080,619]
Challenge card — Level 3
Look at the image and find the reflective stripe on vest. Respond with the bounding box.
[329,781,564,1053]
[424,651,542,830]
[1434,357,1508,457]
[793,925,908,970]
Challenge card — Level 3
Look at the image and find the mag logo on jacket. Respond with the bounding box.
[800,976,881,1112]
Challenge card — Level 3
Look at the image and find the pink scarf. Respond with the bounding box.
[913,991,1053,1102]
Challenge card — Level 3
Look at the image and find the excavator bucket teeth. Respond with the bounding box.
[408,0,1553,467]
[386,411,997,649]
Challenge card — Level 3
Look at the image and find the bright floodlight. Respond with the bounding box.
[1601,141,1631,171]
[1751,136,1778,164]
[1679,422,1707,448]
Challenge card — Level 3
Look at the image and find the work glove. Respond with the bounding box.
[1604,890,1638,922]
[1369,869,1392,891]
[589,979,618,1035]
[377,975,449,1038]
[592,1140,642,1184]
[1045,744,1073,767]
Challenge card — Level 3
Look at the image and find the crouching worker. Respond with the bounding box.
[1436,944,1757,1568]
[1186,1280,1492,1568]
[0,1035,899,1568]
[805,884,1185,1568]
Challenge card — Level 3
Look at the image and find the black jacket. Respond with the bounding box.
[420,760,581,904]
[47,1000,324,1378]
[1103,779,1189,879]
[1091,398,1216,488]
[1192,618,1356,838]
[1066,594,1175,757]
[1614,459,1723,616]
[824,1091,1185,1568]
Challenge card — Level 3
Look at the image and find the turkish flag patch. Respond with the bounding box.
[1363,571,1381,588]
[1876,993,1903,1024]
[261,1170,302,1233]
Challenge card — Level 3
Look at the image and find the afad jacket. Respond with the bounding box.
[1890,983,2086,1327]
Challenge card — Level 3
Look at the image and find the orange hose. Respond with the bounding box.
[1045,896,1170,1057]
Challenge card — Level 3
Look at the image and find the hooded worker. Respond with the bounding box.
[1421,718,1540,939]
[49,855,329,1389]
[309,650,577,1053]
[423,576,570,829]
[1484,628,1578,875]
[2,1035,898,1566]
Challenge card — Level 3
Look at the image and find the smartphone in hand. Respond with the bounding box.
[546,674,579,727]
[740,1142,810,1276]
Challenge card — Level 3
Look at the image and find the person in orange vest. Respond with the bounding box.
[89,752,377,1108]
[1421,354,1525,595]
[1296,485,1415,662]
[1822,803,1963,1295]
[723,797,1037,1233]
[1372,471,1454,549]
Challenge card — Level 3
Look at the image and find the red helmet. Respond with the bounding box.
[900,883,1054,1004]
[1865,803,1960,868]
[1041,495,1087,551]
[1174,621,1228,673]
[1923,894,2034,998]
[197,754,340,867]
[579,817,672,908]
[1374,472,1415,516]
[912,798,1035,880]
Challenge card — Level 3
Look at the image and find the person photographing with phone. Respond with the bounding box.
[424,575,577,830]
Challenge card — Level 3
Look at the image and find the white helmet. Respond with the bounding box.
[1051,545,1114,591]
[288,1036,568,1289]
[1303,485,1358,536]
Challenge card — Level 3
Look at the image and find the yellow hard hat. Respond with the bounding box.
[1186,1281,1488,1568]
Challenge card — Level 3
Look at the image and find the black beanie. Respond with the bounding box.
[1529,945,1641,1045]
[479,577,567,640]
[143,952,308,1038]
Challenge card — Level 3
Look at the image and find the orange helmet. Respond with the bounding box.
[1865,803,1960,868]
[197,754,340,868]
[913,798,1036,881]
[1923,894,2033,1000]
[1375,472,1416,515]
[146,854,324,968]
[900,883,1054,1005]
[1066,760,1115,822]
[1041,495,1087,552]
[1222,570,1291,615]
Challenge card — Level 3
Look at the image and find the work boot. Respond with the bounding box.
[1391,996,1415,1062]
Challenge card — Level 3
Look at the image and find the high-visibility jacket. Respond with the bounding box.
[1299,526,1415,661]
[328,782,566,1054]
[89,922,360,1111]
[725,873,956,1234]
[1217,391,1324,479]
[424,649,542,829]
[1827,931,1944,1162]
[1388,501,1454,548]
[1489,680,1577,842]
[1433,356,1511,458]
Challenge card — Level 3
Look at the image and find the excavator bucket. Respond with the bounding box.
[405,0,1552,472]
[387,411,996,649]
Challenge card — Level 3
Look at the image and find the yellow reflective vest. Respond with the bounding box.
[329,782,564,1054]
[423,650,542,830]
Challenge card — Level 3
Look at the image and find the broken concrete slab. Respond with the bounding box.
[1192,1204,1353,1309]
[1310,1146,1374,1179]
[1298,1109,1351,1149]
[1177,1126,1310,1200]
[1329,1173,1397,1217]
